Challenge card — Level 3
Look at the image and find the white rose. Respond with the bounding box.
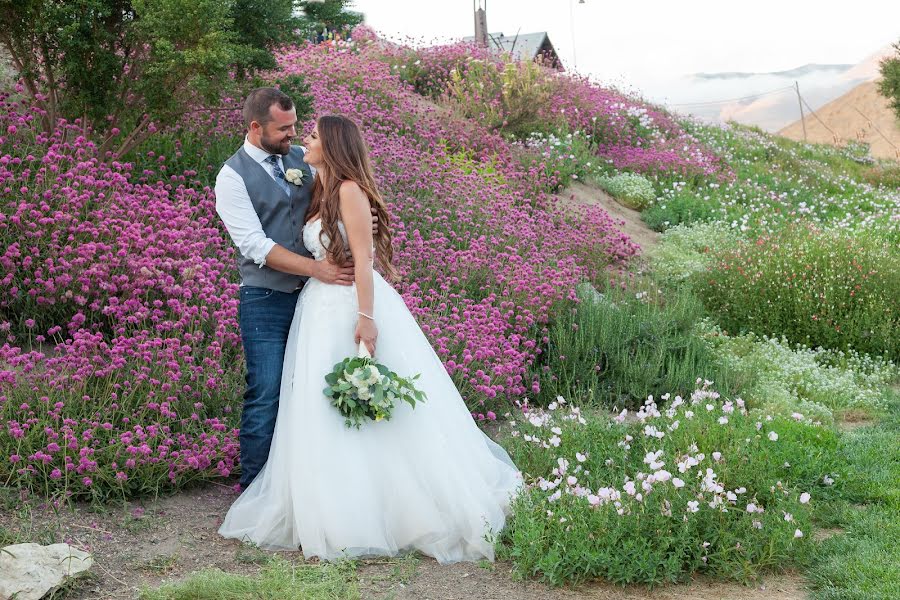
[284,168,305,185]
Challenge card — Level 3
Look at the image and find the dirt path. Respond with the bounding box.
[1,485,807,599]
[555,182,660,253]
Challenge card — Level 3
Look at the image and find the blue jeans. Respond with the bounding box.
[238,285,302,487]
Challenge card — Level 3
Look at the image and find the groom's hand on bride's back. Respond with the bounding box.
[371,204,378,235]
[313,256,355,286]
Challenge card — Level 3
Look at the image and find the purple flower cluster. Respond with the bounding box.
[1,91,242,498]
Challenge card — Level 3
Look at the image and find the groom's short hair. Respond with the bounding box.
[243,87,294,128]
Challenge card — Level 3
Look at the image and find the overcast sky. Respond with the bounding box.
[351,0,899,103]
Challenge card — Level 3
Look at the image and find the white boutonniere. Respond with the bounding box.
[284,168,305,186]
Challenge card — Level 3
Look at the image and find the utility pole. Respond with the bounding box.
[474,1,488,48]
[570,0,576,70]
[795,81,807,142]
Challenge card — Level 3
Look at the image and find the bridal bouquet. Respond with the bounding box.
[323,342,426,428]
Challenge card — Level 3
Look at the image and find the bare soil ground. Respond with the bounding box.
[555,182,660,253]
[0,484,808,600]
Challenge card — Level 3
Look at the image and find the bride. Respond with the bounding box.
[219,114,522,563]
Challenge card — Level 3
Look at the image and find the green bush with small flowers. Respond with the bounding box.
[595,172,657,210]
[497,386,840,585]
[691,224,900,361]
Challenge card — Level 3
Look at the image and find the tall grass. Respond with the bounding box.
[533,284,737,408]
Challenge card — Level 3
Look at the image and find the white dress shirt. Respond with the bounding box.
[215,138,314,270]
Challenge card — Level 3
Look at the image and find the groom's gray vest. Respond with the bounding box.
[224,145,315,292]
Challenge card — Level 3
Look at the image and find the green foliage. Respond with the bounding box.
[877,41,900,122]
[692,224,900,361]
[229,0,302,73]
[140,556,360,599]
[595,172,656,210]
[656,122,899,242]
[274,74,316,124]
[0,0,299,160]
[649,222,741,284]
[447,59,563,139]
[533,284,737,409]
[642,184,720,231]
[498,390,839,585]
[296,0,363,40]
[517,130,596,191]
[438,148,508,187]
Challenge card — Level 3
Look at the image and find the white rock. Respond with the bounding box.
[0,543,93,600]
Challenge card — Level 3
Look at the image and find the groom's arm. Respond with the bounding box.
[264,245,354,285]
[214,166,352,284]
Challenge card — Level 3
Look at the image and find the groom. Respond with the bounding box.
[215,87,368,490]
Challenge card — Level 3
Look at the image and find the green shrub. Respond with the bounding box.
[446,59,562,139]
[642,185,718,231]
[533,284,737,409]
[517,130,597,192]
[595,172,656,210]
[649,222,741,284]
[498,386,839,585]
[700,323,898,422]
[692,224,900,360]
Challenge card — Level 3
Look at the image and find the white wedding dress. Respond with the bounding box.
[219,219,522,563]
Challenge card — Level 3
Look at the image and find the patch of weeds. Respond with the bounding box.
[139,556,360,599]
[235,542,272,566]
[388,554,419,585]
[139,553,180,574]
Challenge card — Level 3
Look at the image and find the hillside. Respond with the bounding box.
[779,79,900,161]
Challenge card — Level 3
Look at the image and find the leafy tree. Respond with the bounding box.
[0,0,301,160]
[296,0,363,41]
[878,41,900,122]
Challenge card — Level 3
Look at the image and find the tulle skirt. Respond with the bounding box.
[219,272,522,563]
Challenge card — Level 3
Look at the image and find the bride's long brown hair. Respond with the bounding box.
[306,115,397,281]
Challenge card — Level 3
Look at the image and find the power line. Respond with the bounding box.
[668,85,794,107]
[799,96,837,137]
[852,106,899,151]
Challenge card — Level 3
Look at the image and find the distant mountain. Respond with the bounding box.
[693,63,854,81]
[657,45,896,133]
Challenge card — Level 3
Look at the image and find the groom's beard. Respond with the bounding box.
[260,134,291,156]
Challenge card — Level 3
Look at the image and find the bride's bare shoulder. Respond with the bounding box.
[338,180,369,215]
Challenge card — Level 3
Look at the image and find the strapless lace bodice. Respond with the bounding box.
[303,218,347,261]
[303,218,373,262]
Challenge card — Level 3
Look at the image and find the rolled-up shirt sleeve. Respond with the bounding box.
[215,165,277,267]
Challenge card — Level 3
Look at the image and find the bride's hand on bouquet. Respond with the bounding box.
[355,317,378,357]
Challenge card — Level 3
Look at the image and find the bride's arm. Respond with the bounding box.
[339,180,377,355]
